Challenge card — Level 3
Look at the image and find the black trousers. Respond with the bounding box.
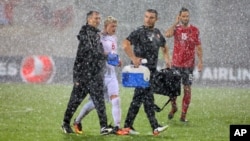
[124,86,159,130]
[63,75,108,128]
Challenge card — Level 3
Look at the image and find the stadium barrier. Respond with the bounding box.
[0,56,249,87]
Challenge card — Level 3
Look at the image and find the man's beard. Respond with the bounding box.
[181,20,189,26]
[145,24,155,29]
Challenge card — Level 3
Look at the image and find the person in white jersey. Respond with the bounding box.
[73,16,128,135]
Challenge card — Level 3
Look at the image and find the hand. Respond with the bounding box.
[166,61,171,68]
[197,62,203,72]
[118,59,122,67]
[175,15,180,25]
[132,57,142,68]
[165,15,180,38]
[104,51,109,55]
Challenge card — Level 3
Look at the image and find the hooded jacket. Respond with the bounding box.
[73,24,107,83]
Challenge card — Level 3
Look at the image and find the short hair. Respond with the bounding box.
[86,11,99,20]
[146,9,158,18]
[179,7,189,15]
[104,16,117,26]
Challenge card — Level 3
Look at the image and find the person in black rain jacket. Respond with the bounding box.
[61,11,112,135]
[122,9,171,136]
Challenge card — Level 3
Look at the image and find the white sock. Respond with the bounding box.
[111,97,121,127]
[75,100,95,123]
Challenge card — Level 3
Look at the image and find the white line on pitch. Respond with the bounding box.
[0,108,33,113]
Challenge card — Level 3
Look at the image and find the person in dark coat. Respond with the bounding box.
[122,9,171,136]
[61,11,112,135]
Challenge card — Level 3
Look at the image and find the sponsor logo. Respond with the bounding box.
[20,55,55,83]
[0,61,18,76]
[193,67,250,81]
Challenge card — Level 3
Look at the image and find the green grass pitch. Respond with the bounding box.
[0,83,249,141]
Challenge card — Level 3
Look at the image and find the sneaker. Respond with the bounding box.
[100,127,113,135]
[168,106,178,120]
[62,122,74,134]
[123,127,140,135]
[111,126,129,135]
[180,118,188,123]
[73,121,83,134]
[180,112,188,123]
[153,125,169,136]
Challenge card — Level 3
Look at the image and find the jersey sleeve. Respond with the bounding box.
[194,27,201,46]
[126,28,140,45]
[159,30,166,48]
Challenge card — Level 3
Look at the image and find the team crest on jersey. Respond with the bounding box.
[148,33,154,41]
[157,34,160,39]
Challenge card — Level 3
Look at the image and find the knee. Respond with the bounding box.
[110,94,118,100]
[184,85,191,93]
[110,95,120,106]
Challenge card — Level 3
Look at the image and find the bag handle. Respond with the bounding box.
[154,96,174,112]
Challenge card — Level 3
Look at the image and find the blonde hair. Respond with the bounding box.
[104,16,118,26]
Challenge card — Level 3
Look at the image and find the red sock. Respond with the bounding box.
[182,89,191,115]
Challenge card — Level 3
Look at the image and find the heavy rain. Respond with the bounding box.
[0,0,249,141]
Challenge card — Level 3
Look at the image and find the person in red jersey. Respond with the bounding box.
[165,7,203,122]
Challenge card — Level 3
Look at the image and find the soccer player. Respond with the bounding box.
[165,7,203,122]
[122,9,171,136]
[61,11,112,135]
[73,16,128,135]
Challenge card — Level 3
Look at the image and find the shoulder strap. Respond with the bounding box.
[154,97,173,112]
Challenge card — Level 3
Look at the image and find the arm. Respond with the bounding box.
[122,39,141,67]
[196,44,203,72]
[165,15,180,38]
[161,44,171,68]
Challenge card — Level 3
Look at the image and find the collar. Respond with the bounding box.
[85,24,100,32]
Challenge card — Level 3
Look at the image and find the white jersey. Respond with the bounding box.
[100,33,118,78]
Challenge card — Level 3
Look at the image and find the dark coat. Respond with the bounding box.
[73,24,106,83]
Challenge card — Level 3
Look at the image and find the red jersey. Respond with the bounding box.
[172,24,201,68]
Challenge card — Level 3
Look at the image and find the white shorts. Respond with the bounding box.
[88,76,119,102]
[103,76,119,102]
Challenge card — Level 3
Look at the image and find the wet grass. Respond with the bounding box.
[0,83,249,141]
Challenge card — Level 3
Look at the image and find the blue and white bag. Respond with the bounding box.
[107,53,119,66]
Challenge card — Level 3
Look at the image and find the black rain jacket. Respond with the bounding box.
[73,24,106,83]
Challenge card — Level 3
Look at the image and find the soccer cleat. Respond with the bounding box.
[73,121,83,134]
[180,112,188,123]
[116,129,129,135]
[180,118,188,123]
[168,106,178,120]
[62,122,74,134]
[111,126,129,135]
[123,127,140,135]
[100,127,113,135]
[153,125,169,136]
